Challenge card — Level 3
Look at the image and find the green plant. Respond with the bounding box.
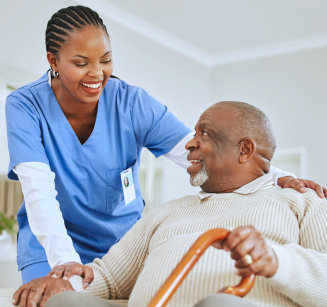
[0,213,16,234]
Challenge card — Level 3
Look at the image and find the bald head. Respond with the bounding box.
[210,101,276,161]
[186,101,277,193]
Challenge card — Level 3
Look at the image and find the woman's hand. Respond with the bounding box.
[48,262,94,289]
[213,226,278,278]
[278,176,327,198]
[13,276,73,307]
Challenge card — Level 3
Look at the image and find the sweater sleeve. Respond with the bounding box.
[69,208,163,299]
[269,191,327,306]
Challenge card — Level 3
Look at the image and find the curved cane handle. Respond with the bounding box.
[147,228,256,307]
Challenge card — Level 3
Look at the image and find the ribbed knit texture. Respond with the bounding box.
[70,186,327,306]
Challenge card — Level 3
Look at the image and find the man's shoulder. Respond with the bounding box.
[256,186,327,213]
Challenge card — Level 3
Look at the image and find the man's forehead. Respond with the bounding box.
[196,106,229,128]
[195,113,215,130]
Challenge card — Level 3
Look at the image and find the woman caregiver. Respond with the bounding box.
[6,5,325,285]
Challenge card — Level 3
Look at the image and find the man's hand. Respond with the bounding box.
[47,262,93,289]
[213,226,278,278]
[12,276,73,307]
[278,176,327,199]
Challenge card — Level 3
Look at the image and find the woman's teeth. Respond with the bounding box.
[81,82,101,88]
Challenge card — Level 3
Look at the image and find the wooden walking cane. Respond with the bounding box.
[147,228,256,307]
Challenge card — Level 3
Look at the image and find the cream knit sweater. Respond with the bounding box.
[70,186,327,307]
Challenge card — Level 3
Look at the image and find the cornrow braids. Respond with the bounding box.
[45,5,109,55]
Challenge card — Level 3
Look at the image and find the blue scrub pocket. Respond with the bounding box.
[106,160,139,213]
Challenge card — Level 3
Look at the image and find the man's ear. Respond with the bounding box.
[239,138,256,163]
[46,52,59,71]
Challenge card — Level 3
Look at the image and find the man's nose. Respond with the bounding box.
[185,136,198,151]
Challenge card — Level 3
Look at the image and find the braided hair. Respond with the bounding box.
[45,5,109,55]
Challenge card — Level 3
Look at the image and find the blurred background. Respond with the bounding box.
[0,0,327,287]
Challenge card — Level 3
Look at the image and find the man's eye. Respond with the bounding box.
[202,130,209,136]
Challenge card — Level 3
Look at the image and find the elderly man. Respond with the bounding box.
[13,102,327,307]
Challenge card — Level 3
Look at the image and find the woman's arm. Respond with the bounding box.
[163,131,193,169]
[14,162,82,268]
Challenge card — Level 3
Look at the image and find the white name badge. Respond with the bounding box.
[121,168,136,205]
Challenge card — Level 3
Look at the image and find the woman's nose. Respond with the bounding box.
[88,63,103,78]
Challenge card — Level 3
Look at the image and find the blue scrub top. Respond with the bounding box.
[6,72,190,270]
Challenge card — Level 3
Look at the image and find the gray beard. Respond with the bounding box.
[190,163,209,187]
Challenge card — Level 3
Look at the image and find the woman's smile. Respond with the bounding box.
[81,81,103,95]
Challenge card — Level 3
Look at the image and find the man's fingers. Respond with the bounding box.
[235,254,253,269]
[237,255,269,277]
[234,242,264,269]
[223,226,253,252]
[211,241,224,249]
[229,231,261,261]
[83,267,94,288]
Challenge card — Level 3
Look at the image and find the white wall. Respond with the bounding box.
[0,79,9,175]
[210,47,327,186]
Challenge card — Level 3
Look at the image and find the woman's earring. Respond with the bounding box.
[51,68,59,78]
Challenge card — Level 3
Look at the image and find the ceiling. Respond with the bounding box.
[1,0,327,77]
[79,0,327,65]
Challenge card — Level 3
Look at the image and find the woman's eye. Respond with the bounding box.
[101,59,112,64]
[75,63,87,67]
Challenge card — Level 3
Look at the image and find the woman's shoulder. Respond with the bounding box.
[104,76,145,95]
[7,72,49,103]
[102,76,154,112]
[5,72,50,121]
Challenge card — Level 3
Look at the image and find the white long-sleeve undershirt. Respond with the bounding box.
[13,162,82,268]
[13,132,294,268]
